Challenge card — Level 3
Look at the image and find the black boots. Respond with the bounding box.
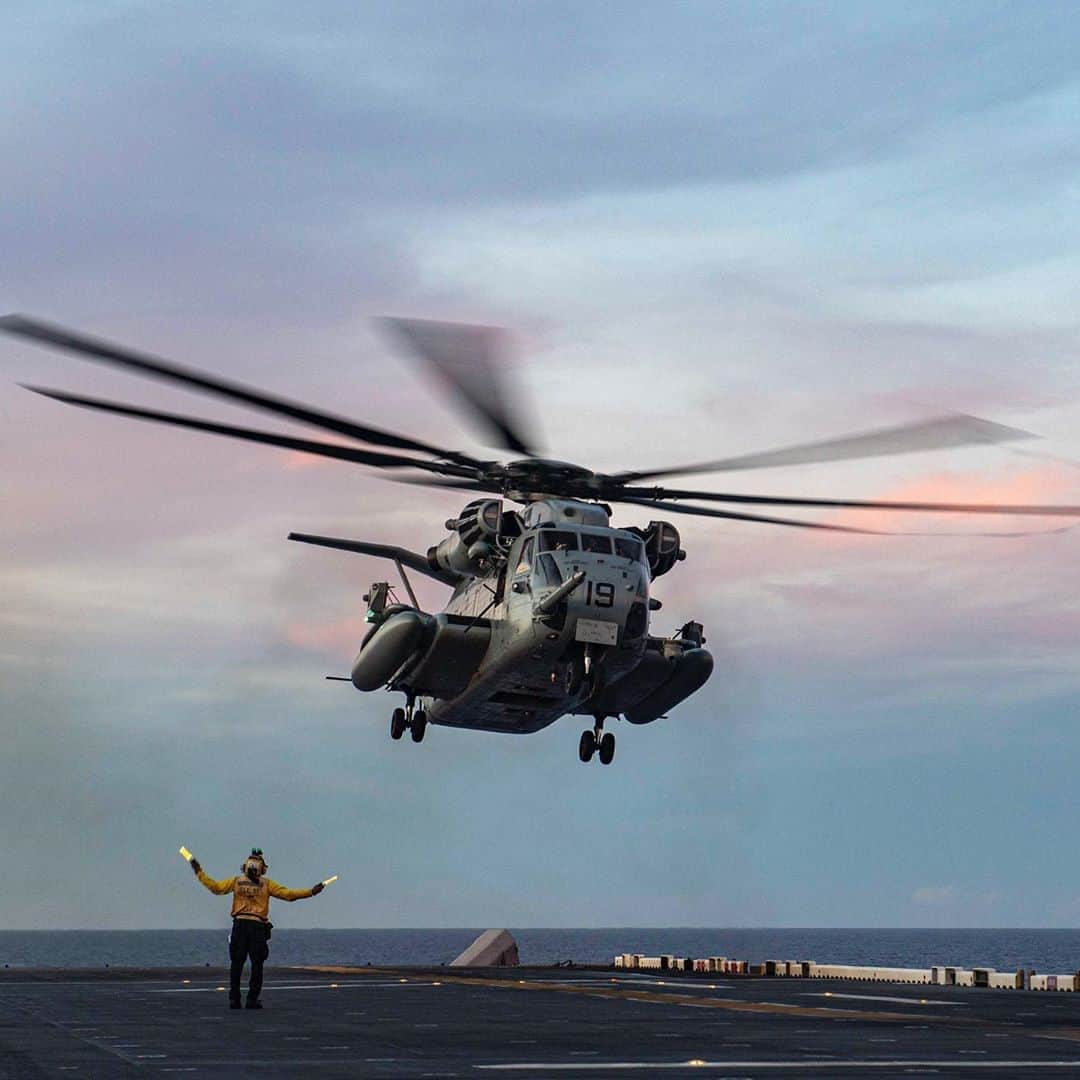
[245,999,263,1009]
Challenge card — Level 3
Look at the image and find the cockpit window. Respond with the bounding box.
[515,537,534,574]
[580,533,612,554]
[614,537,645,563]
[534,552,563,588]
[538,530,578,553]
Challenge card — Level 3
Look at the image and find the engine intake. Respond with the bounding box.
[630,520,685,578]
[428,499,503,576]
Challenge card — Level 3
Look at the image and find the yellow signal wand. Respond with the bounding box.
[179,846,193,862]
[321,875,339,887]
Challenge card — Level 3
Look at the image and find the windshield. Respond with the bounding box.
[533,552,563,587]
[580,532,612,554]
[515,536,534,574]
[538,530,578,553]
[614,537,645,563]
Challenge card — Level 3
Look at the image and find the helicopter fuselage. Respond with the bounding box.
[352,497,714,738]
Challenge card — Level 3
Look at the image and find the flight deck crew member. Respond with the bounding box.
[190,848,324,1009]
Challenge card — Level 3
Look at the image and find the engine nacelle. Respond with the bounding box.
[352,609,432,691]
[428,498,503,576]
[629,520,686,578]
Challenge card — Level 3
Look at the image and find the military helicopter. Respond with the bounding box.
[4,314,1080,766]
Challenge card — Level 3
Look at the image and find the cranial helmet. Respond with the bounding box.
[242,847,267,879]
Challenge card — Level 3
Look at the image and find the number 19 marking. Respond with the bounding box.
[585,581,615,608]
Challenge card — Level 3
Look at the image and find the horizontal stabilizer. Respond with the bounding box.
[288,532,462,585]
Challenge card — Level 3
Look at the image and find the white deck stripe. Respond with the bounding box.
[806,992,965,1006]
[149,980,413,993]
[475,1061,1080,1071]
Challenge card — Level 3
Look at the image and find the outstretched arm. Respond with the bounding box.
[193,863,235,896]
[267,879,323,901]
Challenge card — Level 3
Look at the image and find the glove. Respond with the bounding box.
[311,882,324,896]
[190,858,202,875]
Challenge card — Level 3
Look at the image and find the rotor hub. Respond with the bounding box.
[500,458,596,497]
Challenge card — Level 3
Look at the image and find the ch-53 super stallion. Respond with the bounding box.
[5,314,1080,765]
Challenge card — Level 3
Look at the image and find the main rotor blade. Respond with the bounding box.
[616,496,885,534]
[618,496,1075,537]
[0,314,482,467]
[619,485,1080,517]
[23,386,477,477]
[380,317,537,456]
[613,414,1036,483]
[394,474,503,494]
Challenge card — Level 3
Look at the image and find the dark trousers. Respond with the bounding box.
[229,918,269,1003]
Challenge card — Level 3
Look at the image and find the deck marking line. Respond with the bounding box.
[1034,1028,1080,1044]
[150,980,380,993]
[475,1060,1080,1071]
[806,993,965,1007]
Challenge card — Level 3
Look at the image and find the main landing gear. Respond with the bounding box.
[391,699,427,744]
[579,718,615,765]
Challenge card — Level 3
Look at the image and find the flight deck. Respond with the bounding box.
[4,965,1080,1078]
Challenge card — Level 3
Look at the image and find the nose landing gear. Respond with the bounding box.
[390,697,427,744]
[579,718,615,765]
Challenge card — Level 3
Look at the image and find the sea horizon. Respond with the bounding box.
[4,927,1080,973]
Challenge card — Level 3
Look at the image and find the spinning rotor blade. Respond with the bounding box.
[619,496,1076,538]
[395,474,502,493]
[23,386,476,477]
[0,314,480,467]
[614,414,1036,483]
[618,485,1080,518]
[381,317,537,456]
[617,497,885,534]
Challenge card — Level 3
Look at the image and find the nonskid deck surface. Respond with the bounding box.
[4,966,1080,1078]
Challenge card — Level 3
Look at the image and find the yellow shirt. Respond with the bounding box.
[196,868,314,921]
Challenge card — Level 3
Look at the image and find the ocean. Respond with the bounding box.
[2,928,1079,973]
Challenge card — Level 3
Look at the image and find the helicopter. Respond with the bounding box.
[4,313,1080,766]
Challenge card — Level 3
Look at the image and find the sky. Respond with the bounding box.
[3,1,1080,931]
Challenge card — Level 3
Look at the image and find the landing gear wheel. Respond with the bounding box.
[578,729,596,763]
[390,708,407,741]
[598,731,616,765]
[410,709,428,743]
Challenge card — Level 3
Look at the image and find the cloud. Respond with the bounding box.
[286,615,368,658]
[826,463,1078,532]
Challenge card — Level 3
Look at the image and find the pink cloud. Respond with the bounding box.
[281,450,337,472]
[285,615,367,657]
[826,464,1077,534]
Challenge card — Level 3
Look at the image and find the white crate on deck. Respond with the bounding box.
[1031,973,1078,991]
